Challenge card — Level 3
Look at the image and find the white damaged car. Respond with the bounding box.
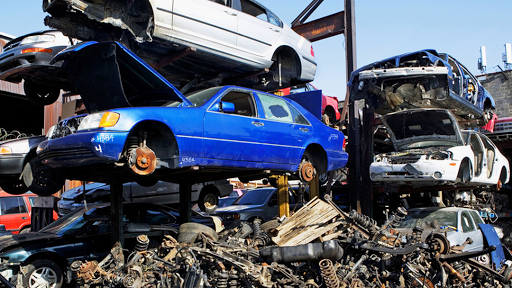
[370,109,509,188]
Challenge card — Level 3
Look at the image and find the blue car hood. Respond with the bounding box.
[52,41,192,112]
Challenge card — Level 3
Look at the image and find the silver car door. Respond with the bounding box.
[171,0,238,52]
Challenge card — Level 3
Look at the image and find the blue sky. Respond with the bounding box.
[1,0,511,100]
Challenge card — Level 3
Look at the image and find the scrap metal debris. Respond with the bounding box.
[71,196,512,288]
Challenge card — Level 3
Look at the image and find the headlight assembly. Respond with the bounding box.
[78,112,120,131]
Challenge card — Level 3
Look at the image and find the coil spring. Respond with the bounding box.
[253,232,271,247]
[320,259,340,288]
[452,262,467,275]
[349,210,377,228]
[253,218,262,237]
[135,235,150,251]
[70,261,83,282]
[216,272,229,288]
[127,135,139,151]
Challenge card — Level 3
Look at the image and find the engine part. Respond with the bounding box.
[259,240,343,263]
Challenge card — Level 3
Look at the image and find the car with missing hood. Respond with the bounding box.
[0,114,85,196]
[0,30,77,105]
[370,108,509,188]
[35,41,347,186]
[43,0,316,93]
[349,49,495,126]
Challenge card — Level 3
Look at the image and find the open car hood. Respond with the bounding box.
[52,41,192,112]
[381,109,464,150]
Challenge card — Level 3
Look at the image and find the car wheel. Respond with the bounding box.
[136,178,158,187]
[198,185,219,213]
[22,259,63,288]
[177,222,218,244]
[0,179,28,195]
[19,227,30,234]
[23,81,60,106]
[22,157,65,196]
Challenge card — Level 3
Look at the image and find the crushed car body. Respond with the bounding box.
[370,108,509,188]
[43,0,317,92]
[36,41,347,184]
[350,49,495,126]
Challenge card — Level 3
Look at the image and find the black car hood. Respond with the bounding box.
[52,41,191,112]
[0,232,59,251]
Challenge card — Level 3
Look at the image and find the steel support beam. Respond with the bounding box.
[110,181,124,247]
[179,182,192,224]
[277,175,289,218]
[292,12,345,42]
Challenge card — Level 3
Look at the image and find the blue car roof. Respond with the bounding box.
[52,41,192,112]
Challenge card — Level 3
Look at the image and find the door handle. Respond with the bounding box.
[252,121,264,127]
[22,217,27,219]
[269,27,280,33]
[224,10,237,16]
[300,128,309,132]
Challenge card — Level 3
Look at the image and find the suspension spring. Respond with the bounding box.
[127,135,139,151]
[135,234,150,252]
[349,210,377,228]
[320,259,340,288]
[253,232,272,247]
[215,272,229,288]
[228,270,240,288]
[253,218,262,237]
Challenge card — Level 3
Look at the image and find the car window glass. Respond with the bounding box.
[209,0,228,5]
[399,210,457,229]
[144,208,176,225]
[469,211,484,226]
[258,93,293,123]
[240,0,267,22]
[267,10,282,27]
[289,104,311,125]
[234,188,274,205]
[168,87,222,107]
[0,197,26,214]
[461,211,475,232]
[221,91,256,117]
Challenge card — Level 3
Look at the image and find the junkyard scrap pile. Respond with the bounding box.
[71,197,512,288]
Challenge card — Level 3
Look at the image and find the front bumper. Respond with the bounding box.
[38,131,129,168]
[370,160,460,182]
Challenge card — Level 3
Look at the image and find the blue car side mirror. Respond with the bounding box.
[211,101,235,113]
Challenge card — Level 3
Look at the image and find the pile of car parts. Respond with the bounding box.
[70,196,512,288]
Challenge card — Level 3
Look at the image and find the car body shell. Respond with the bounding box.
[0,202,217,283]
[36,41,347,183]
[57,180,233,216]
[0,136,45,183]
[210,187,308,227]
[395,207,488,253]
[370,109,510,187]
[43,0,316,91]
[349,49,495,125]
[0,30,74,87]
[0,192,58,234]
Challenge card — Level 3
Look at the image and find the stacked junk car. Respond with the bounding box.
[65,195,512,288]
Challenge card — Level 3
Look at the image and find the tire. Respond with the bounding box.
[0,179,28,195]
[22,157,65,196]
[198,185,219,213]
[22,259,63,288]
[19,227,31,234]
[178,222,218,243]
[23,81,60,106]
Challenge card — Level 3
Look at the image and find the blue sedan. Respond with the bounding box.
[37,42,347,184]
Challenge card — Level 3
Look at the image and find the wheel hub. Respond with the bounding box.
[129,147,157,175]
[298,160,315,182]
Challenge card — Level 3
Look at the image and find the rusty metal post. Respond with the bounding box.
[277,175,289,218]
[110,181,124,247]
[310,174,320,199]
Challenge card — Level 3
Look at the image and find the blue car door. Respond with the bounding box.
[255,93,312,164]
[203,89,266,163]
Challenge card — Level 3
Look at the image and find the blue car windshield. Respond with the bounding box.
[233,188,275,205]
[166,87,222,107]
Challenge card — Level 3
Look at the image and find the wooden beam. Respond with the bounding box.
[152,47,196,70]
[292,12,345,42]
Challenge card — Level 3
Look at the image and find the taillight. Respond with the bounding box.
[342,137,347,150]
[310,45,315,57]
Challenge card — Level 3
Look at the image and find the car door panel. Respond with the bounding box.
[203,90,266,163]
[236,0,281,57]
[171,0,238,53]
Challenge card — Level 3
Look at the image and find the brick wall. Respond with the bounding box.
[479,70,512,118]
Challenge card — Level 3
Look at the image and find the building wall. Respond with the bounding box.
[479,70,512,118]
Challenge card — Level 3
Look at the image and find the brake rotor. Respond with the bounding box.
[79,261,99,281]
[129,147,157,175]
[427,233,451,255]
[298,160,315,182]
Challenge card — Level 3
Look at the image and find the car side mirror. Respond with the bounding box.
[211,101,235,113]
